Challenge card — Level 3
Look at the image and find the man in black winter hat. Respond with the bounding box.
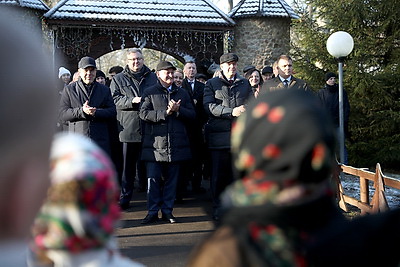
[261,66,274,82]
[317,72,351,164]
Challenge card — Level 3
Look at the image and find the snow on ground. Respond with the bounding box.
[339,172,400,209]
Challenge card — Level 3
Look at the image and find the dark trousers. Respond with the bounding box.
[119,142,146,205]
[109,120,123,186]
[146,162,180,216]
[210,149,234,210]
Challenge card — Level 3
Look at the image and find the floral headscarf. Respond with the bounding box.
[31,133,120,257]
[221,90,338,266]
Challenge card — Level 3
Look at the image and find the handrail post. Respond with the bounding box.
[359,176,369,205]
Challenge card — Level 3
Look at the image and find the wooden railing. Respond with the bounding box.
[333,163,400,215]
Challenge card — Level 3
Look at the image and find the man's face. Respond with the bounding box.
[78,67,96,84]
[109,72,117,79]
[157,68,175,87]
[262,73,273,82]
[326,77,336,86]
[184,63,197,80]
[220,61,237,79]
[277,58,293,79]
[127,52,144,72]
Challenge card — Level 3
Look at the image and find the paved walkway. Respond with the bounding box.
[115,181,215,267]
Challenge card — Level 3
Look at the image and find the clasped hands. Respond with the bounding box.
[83,100,96,116]
[166,99,181,115]
[232,105,246,117]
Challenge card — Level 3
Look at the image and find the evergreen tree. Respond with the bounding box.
[291,0,400,170]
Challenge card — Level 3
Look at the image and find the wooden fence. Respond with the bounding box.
[333,163,400,215]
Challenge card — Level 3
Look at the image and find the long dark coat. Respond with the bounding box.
[59,79,116,155]
[203,73,253,149]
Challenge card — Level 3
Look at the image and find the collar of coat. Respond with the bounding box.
[157,80,179,93]
[218,71,246,85]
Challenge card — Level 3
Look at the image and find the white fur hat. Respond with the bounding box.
[58,67,71,78]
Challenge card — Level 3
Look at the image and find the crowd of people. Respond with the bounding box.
[55,45,356,222]
[3,6,400,267]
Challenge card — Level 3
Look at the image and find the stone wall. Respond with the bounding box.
[231,17,291,75]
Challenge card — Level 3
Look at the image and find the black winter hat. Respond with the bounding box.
[156,61,176,71]
[96,70,106,78]
[220,53,239,64]
[78,56,96,69]
[325,72,337,81]
[243,65,256,74]
[262,66,273,75]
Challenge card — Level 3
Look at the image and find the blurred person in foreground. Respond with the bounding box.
[0,8,58,266]
[188,89,400,266]
[28,133,143,267]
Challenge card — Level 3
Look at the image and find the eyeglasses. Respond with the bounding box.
[128,58,143,61]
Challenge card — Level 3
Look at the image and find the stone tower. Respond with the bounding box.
[229,0,299,74]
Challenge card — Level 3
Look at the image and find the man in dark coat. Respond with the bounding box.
[318,72,351,164]
[203,53,253,221]
[181,61,208,194]
[262,54,310,92]
[110,48,158,209]
[139,61,195,224]
[59,56,116,156]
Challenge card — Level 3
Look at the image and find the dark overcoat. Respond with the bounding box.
[203,73,253,149]
[139,82,195,162]
[110,65,157,143]
[59,79,116,155]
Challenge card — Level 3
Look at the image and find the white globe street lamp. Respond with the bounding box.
[326,31,354,164]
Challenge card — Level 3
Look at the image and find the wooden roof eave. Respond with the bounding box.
[44,19,234,31]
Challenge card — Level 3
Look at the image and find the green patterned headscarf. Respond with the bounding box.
[31,133,120,256]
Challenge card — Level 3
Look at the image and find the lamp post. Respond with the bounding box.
[326,31,354,164]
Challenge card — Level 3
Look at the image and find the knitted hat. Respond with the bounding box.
[261,66,273,75]
[58,67,71,79]
[96,70,106,78]
[325,72,336,81]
